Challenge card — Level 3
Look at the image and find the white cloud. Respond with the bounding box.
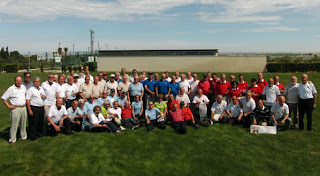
[0,0,320,23]
[243,26,300,32]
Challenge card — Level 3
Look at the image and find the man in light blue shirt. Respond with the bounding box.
[118,90,128,108]
[128,76,144,103]
[67,100,83,131]
[145,101,166,131]
[84,94,98,117]
[106,89,118,107]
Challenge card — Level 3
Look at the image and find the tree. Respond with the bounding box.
[0,47,6,59]
[58,48,62,56]
[5,47,9,58]
[64,47,68,57]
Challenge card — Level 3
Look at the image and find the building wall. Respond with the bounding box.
[97,56,266,73]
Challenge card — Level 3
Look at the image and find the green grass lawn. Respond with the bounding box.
[0,72,319,175]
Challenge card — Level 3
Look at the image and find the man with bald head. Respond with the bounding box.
[239,91,256,127]
[175,72,181,83]
[179,74,191,95]
[262,78,280,110]
[298,74,317,131]
[2,76,27,143]
[271,96,291,131]
[257,72,268,90]
[186,72,194,84]
[284,76,299,128]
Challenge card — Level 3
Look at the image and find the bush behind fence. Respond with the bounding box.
[267,63,320,72]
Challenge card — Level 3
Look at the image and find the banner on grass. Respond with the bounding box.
[250,125,277,135]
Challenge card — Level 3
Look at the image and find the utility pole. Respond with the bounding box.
[89,29,95,55]
[73,44,75,56]
[106,44,108,50]
[28,52,30,71]
[97,42,100,50]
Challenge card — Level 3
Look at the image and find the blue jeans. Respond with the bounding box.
[272,116,292,130]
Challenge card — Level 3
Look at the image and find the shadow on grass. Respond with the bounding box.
[0,127,10,142]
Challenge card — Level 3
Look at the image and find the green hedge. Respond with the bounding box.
[4,63,18,73]
[266,63,320,72]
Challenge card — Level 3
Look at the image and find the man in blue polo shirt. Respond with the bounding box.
[144,72,157,109]
[128,75,144,103]
[155,73,171,100]
[169,75,180,97]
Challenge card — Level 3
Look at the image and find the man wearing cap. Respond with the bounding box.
[22,72,33,90]
[26,76,45,141]
[143,72,156,109]
[197,73,211,96]
[298,74,317,131]
[130,69,138,83]
[284,76,299,128]
[262,78,281,110]
[118,90,128,108]
[47,98,72,136]
[145,101,166,131]
[73,73,82,91]
[2,76,27,143]
[168,103,187,134]
[41,74,58,134]
[128,75,144,103]
[105,74,119,95]
[248,78,262,103]
[103,72,109,83]
[107,89,118,108]
[271,96,291,130]
[155,73,171,100]
[251,99,270,126]
[118,75,131,96]
[79,75,94,102]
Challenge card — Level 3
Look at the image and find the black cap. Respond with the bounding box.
[251,78,257,82]
[180,101,185,105]
[149,71,153,75]
[203,73,208,78]
[111,88,115,92]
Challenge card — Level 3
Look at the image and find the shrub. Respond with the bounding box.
[266,63,320,72]
[4,63,18,73]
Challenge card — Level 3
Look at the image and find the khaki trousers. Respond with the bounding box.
[9,107,27,143]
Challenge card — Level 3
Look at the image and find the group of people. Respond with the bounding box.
[1,66,317,144]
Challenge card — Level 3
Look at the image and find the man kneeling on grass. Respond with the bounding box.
[169,103,187,134]
[121,101,140,129]
[271,96,292,131]
[47,99,72,136]
[90,106,123,134]
[145,101,166,131]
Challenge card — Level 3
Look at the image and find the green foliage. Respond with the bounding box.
[4,63,18,73]
[67,65,73,73]
[73,66,79,71]
[40,64,44,73]
[64,47,68,56]
[61,64,67,72]
[267,63,320,72]
[84,62,97,71]
[0,47,8,59]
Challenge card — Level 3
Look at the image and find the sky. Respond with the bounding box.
[0,0,320,54]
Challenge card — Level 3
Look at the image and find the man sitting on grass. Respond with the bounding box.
[90,106,123,134]
[210,95,228,124]
[121,101,140,129]
[168,103,187,134]
[271,96,292,131]
[251,99,270,126]
[145,101,166,131]
[47,98,72,136]
[226,96,243,125]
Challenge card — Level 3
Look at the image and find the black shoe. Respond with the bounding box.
[66,132,74,136]
[31,138,38,141]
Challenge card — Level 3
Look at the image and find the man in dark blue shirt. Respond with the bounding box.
[169,75,180,97]
[155,73,171,100]
[144,72,157,109]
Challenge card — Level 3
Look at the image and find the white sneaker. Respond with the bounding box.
[120,126,126,130]
[132,125,140,130]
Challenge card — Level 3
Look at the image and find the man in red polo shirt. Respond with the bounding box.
[121,101,139,129]
[257,72,267,90]
[248,78,262,103]
[180,101,208,128]
[198,73,211,96]
[238,74,249,96]
[168,103,187,134]
[215,73,231,101]
[274,76,285,93]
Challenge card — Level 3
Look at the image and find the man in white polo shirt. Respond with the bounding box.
[104,74,118,95]
[262,78,280,109]
[64,76,78,109]
[239,91,256,127]
[47,98,72,136]
[186,72,194,84]
[26,76,46,141]
[176,87,191,107]
[41,74,58,134]
[2,76,27,144]
[298,74,317,131]
[283,76,299,128]
[210,95,228,123]
[179,74,191,95]
[271,96,291,131]
[226,96,243,125]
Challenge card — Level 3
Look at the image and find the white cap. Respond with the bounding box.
[110,74,115,77]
